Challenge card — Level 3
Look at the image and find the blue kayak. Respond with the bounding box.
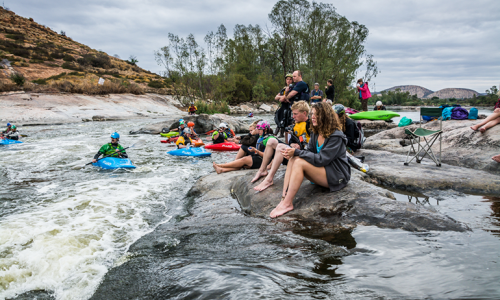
[92,157,136,169]
[0,139,23,145]
[167,147,211,157]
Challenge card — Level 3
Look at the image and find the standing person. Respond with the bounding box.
[275,73,294,138]
[270,102,350,218]
[92,133,128,163]
[188,102,197,115]
[309,83,323,105]
[374,101,386,111]
[279,70,309,105]
[325,79,335,104]
[252,101,311,191]
[357,79,371,111]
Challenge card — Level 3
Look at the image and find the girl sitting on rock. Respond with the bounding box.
[470,103,500,133]
[270,102,351,218]
[213,121,275,174]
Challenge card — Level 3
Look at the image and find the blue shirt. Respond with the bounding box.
[316,140,324,152]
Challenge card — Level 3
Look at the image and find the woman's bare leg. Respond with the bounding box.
[254,144,289,191]
[251,138,279,183]
[471,112,500,130]
[492,154,500,163]
[479,118,500,133]
[281,156,297,198]
[235,148,246,160]
[213,156,252,174]
[271,158,328,218]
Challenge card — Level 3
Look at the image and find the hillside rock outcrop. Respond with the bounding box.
[424,88,478,99]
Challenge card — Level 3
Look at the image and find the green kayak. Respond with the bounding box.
[349,111,400,120]
[160,132,179,138]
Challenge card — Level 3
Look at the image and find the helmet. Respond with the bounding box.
[179,120,185,125]
[376,101,383,106]
[111,132,120,139]
[333,104,345,115]
[285,73,293,79]
[218,122,228,129]
[187,121,195,127]
[179,118,184,122]
[183,128,191,135]
[256,121,270,130]
[11,125,16,129]
[7,123,11,126]
[190,102,194,105]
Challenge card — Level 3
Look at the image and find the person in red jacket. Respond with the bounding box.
[356,79,372,111]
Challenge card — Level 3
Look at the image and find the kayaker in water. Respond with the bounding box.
[187,122,198,138]
[4,125,20,140]
[171,120,186,133]
[1,123,12,135]
[213,121,275,174]
[212,123,230,144]
[176,128,193,149]
[92,132,128,163]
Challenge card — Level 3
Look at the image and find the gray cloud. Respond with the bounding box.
[9,0,500,93]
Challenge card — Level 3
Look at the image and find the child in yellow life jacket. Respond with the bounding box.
[176,128,193,148]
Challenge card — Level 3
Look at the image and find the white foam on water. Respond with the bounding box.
[0,175,171,300]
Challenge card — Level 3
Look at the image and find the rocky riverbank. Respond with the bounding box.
[0,92,187,126]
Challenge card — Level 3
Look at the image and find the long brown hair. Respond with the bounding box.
[337,113,346,132]
[310,102,341,137]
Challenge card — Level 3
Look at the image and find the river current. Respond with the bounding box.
[1,117,499,299]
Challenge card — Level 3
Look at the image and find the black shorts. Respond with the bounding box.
[250,155,263,169]
[241,145,252,156]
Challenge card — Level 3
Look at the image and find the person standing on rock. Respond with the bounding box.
[252,101,311,190]
[275,73,294,138]
[325,79,334,103]
[470,107,500,133]
[188,102,197,115]
[270,102,350,218]
[357,79,371,111]
[309,83,323,105]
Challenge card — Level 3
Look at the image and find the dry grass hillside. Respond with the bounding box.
[0,7,170,94]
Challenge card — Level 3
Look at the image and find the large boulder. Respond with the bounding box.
[189,169,468,234]
[363,119,500,175]
[166,114,250,134]
[259,104,272,113]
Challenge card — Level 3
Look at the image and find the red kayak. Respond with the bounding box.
[205,142,241,151]
[160,137,179,143]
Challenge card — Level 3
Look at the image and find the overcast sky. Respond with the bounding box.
[8,0,500,93]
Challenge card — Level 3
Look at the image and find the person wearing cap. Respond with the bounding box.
[188,102,197,115]
[213,121,275,174]
[212,123,229,144]
[4,125,20,140]
[176,127,193,148]
[334,104,361,152]
[2,123,12,135]
[275,73,294,138]
[309,83,323,105]
[374,101,386,111]
[92,132,128,163]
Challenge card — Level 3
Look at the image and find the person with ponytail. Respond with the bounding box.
[270,102,350,218]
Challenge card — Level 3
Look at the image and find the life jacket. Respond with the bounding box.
[189,105,197,112]
[255,133,274,152]
[212,130,227,144]
[224,129,234,138]
[289,120,311,150]
[102,143,124,157]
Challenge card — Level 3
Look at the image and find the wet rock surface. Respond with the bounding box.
[358,149,500,195]
[90,169,348,299]
[363,119,500,175]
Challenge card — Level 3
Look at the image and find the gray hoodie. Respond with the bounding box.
[294,130,351,191]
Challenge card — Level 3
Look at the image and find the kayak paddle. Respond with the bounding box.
[83,138,146,168]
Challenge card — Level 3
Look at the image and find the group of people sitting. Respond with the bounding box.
[1,123,20,140]
[213,100,353,218]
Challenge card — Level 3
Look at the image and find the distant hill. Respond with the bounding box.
[424,88,478,99]
[381,85,434,98]
[0,7,162,89]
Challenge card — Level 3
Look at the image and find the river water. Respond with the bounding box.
[1,117,499,299]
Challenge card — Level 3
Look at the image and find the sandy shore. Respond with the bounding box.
[0,92,187,126]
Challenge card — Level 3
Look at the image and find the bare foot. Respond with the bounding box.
[212,162,222,174]
[479,127,486,133]
[492,154,500,163]
[470,124,480,131]
[251,170,268,183]
[270,202,294,218]
[253,178,274,191]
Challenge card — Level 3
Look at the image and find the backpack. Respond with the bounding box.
[398,116,413,127]
[351,119,365,150]
[442,107,453,120]
[468,107,478,120]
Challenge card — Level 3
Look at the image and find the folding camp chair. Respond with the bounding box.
[404,107,442,167]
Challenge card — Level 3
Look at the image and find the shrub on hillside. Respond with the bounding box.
[10,72,26,86]
[194,100,230,115]
[63,54,75,62]
[77,53,111,69]
[147,80,165,89]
